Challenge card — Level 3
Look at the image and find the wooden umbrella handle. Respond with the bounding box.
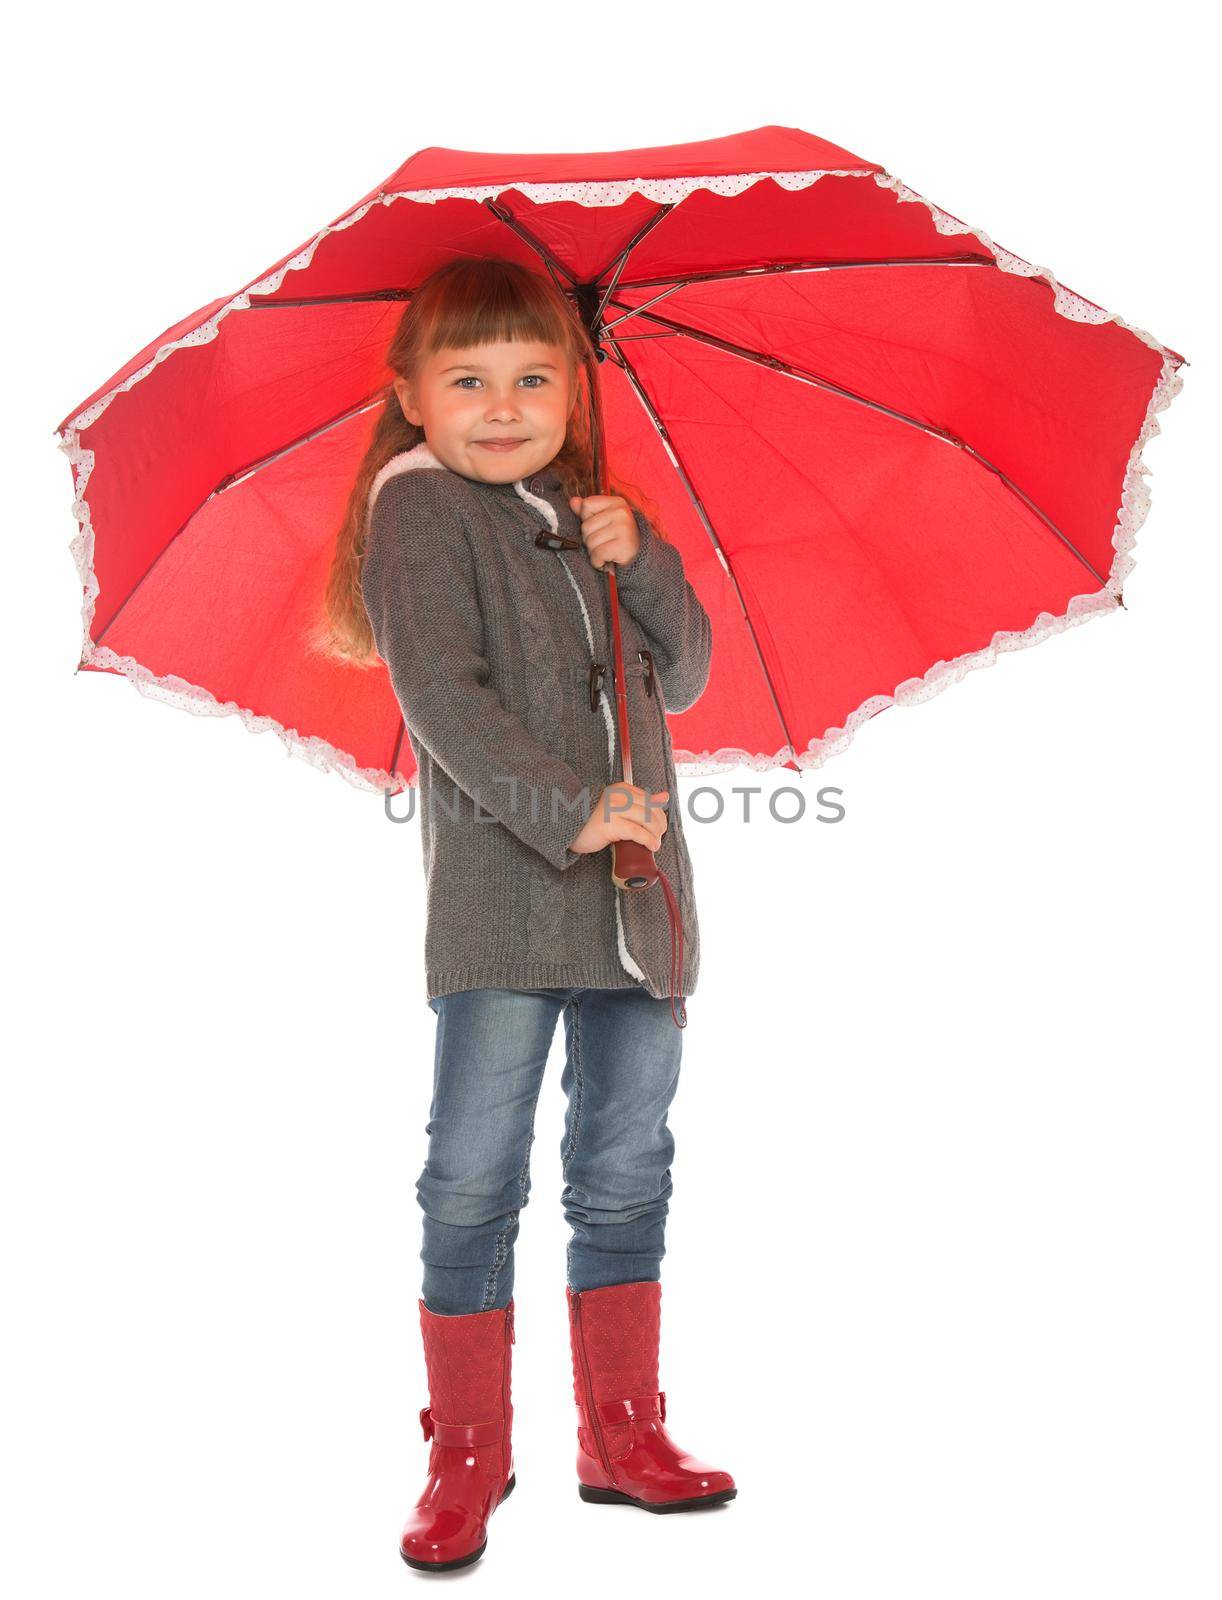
[604,559,660,890]
[612,837,659,890]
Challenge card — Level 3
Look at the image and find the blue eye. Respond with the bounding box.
[453,375,547,389]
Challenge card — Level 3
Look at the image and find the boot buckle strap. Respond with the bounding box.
[594,1391,666,1426]
[419,1405,503,1447]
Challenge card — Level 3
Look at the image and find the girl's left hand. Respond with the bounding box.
[568,494,641,571]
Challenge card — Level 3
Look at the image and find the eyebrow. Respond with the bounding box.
[438,361,559,374]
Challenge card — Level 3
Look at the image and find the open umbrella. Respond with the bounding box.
[54,124,1188,1009]
[53,124,1188,783]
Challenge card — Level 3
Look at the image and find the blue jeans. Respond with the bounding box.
[417,986,685,1315]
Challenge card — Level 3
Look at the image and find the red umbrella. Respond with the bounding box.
[55,122,1187,792]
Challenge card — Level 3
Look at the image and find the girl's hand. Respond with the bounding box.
[568,494,641,571]
[568,784,669,857]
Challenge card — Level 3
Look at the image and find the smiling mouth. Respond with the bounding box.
[475,439,528,448]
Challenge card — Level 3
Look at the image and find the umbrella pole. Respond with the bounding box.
[584,347,687,1027]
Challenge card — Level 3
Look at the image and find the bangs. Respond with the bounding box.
[421,273,573,362]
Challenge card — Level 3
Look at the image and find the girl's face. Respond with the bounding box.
[394,339,577,486]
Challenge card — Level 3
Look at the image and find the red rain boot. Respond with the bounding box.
[399,1298,516,1571]
[566,1279,736,1513]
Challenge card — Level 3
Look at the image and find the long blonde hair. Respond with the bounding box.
[313,255,666,666]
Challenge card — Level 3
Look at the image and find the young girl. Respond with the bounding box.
[325,256,734,1573]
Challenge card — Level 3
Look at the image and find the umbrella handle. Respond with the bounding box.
[604,560,660,890]
[611,839,658,891]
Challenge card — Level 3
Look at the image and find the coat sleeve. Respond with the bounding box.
[611,507,713,714]
[361,472,591,872]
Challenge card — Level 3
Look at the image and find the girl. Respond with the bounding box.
[324,256,734,1573]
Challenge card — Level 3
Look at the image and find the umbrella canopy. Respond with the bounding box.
[54,124,1187,792]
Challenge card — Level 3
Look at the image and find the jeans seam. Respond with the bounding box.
[562,994,586,1284]
[482,1046,549,1311]
[482,1219,512,1311]
[561,994,585,1178]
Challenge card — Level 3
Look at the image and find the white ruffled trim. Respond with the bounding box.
[874,171,1176,353]
[83,643,405,793]
[55,162,1186,787]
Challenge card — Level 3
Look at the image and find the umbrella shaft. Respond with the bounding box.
[605,563,634,789]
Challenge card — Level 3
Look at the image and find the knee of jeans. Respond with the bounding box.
[417,1168,530,1229]
[562,1177,673,1228]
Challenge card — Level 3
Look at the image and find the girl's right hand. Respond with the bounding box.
[568,784,670,857]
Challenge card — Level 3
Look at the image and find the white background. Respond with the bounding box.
[8,3,1216,1596]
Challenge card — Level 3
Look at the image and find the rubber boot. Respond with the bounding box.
[399,1298,516,1571]
[566,1279,736,1512]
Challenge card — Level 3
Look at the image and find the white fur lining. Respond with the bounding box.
[365,438,449,526]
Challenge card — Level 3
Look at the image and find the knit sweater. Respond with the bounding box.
[360,439,713,1006]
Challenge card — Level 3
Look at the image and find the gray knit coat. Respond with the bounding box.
[360,439,713,1006]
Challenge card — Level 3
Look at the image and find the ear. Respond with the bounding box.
[393,375,421,426]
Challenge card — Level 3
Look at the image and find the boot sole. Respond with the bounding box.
[400,1473,516,1571]
[578,1481,736,1514]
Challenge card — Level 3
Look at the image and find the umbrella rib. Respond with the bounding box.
[93,389,389,648]
[214,390,390,495]
[604,254,996,294]
[603,283,689,334]
[477,199,677,335]
[247,288,413,308]
[389,716,407,782]
[606,342,800,766]
[591,207,677,327]
[482,199,580,286]
[605,298,1111,589]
